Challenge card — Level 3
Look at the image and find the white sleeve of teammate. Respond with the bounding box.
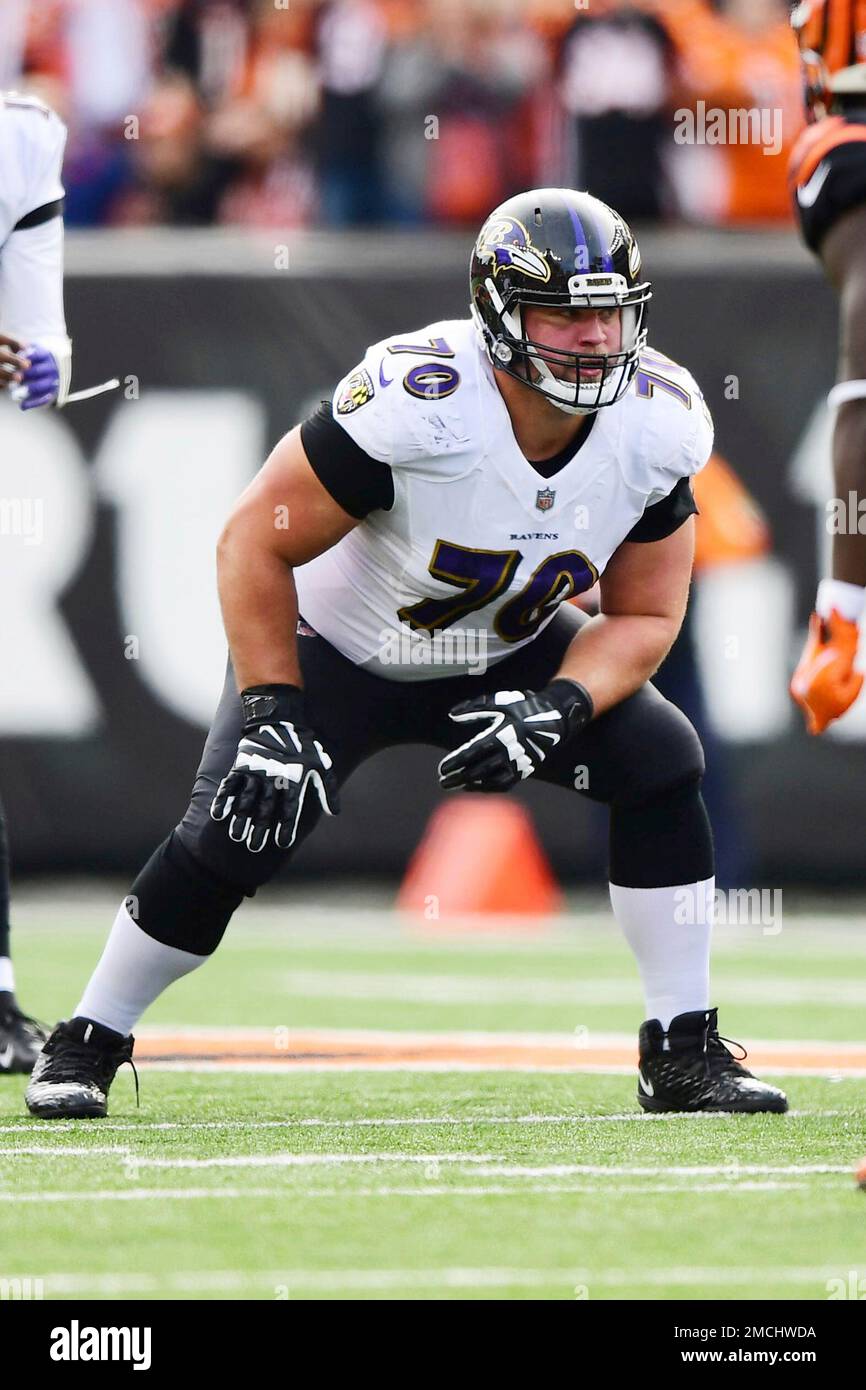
[0,215,72,405]
[0,103,72,403]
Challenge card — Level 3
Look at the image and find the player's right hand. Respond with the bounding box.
[790,610,863,735]
[210,684,339,852]
[0,333,27,389]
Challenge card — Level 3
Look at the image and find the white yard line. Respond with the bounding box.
[466,1162,851,1177]
[0,1150,851,1180]
[0,1109,836,1135]
[131,1022,866,1056]
[123,1152,495,1170]
[34,1264,853,1295]
[135,1060,866,1076]
[0,1187,289,1203]
[135,1023,631,1044]
[115,1156,853,1176]
[0,1146,128,1157]
[0,1180,812,1204]
[277,968,866,1007]
[132,1021,866,1055]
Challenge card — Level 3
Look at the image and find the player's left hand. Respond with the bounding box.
[790,609,863,735]
[13,343,60,410]
[438,679,593,793]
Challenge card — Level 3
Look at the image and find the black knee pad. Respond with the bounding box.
[610,778,715,889]
[607,696,712,888]
[175,777,324,898]
[617,696,706,811]
[128,831,246,956]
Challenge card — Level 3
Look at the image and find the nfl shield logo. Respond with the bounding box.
[535,487,556,513]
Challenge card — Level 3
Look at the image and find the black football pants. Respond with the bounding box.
[130,605,713,956]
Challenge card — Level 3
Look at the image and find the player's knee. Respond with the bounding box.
[128,831,248,957]
[606,698,712,887]
[177,780,317,892]
[617,696,705,810]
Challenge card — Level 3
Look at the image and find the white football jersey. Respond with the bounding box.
[294,318,713,681]
[0,92,66,246]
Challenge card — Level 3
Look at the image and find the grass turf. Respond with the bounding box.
[1,893,865,1300]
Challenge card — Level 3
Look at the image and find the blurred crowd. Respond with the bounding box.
[0,0,804,230]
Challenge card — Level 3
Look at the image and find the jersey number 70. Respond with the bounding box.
[397,540,597,642]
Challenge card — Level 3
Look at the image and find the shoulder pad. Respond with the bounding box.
[0,95,67,225]
[621,348,714,498]
[332,320,476,469]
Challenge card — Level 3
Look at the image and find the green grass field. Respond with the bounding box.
[2,886,866,1301]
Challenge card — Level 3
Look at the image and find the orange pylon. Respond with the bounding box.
[397,797,562,926]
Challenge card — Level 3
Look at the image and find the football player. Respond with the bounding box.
[789,1,866,732]
[0,91,73,1072]
[26,188,786,1118]
[788,2,866,1191]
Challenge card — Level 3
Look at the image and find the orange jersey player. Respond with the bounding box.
[789,0,866,734]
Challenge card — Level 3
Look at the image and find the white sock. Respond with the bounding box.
[0,956,14,993]
[609,878,713,1030]
[75,902,208,1037]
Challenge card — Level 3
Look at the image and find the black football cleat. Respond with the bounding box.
[25,1017,136,1119]
[0,992,49,1075]
[637,1007,788,1114]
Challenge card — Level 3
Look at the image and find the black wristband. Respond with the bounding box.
[544,678,594,735]
[240,683,305,728]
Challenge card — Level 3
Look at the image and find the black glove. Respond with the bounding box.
[437,679,593,793]
[210,684,339,852]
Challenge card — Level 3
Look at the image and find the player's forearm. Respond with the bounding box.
[217,527,303,691]
[555,612,680,716]
[831,401,866,588]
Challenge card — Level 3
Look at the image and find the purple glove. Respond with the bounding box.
[15,344,60,410]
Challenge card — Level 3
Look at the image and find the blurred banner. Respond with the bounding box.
[0,228,861,884]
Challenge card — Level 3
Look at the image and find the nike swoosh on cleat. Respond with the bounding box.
[797,161,831,209]
[0,1044,14,1068]
[638,1069,654,1096]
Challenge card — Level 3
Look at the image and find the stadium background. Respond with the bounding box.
[0,0,860,886]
